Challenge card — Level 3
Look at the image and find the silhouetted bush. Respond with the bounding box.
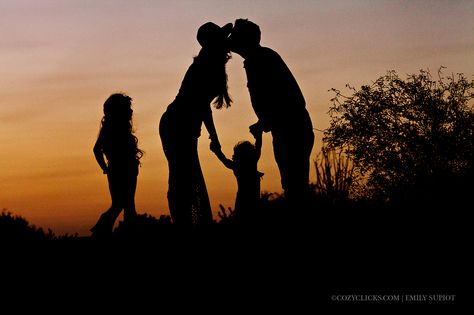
[0,209,56,241]
[217,204,235,225]
[324,68,474,203]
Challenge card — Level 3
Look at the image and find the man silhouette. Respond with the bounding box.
[229,18,314,205]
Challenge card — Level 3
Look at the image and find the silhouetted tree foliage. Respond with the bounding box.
[324,68,474,202]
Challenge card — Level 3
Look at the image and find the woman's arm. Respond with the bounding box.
[250,125,263,161]
[93,132,108,174]
[203,106,221,152]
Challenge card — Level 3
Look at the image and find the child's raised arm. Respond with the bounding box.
[212,147,234,170]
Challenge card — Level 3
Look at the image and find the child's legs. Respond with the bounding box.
[122,175,138,222]
[104,173,127,224]
[92,169,139,234]
[90,174,123,233]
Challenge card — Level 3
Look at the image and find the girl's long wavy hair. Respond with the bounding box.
[196,48,232,110]
[100,93,144,162]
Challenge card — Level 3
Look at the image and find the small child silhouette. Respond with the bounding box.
[90,93,144,237]
[213,130,263,224]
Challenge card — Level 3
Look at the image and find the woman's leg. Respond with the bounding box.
[160,113,191,225]
[161,133,194,226]
[167,149,195,226]
[163,137,211,226]
[192,152,213,225]
[160,111,212,226]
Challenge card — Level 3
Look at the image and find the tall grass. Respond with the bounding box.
[313,146,357,201]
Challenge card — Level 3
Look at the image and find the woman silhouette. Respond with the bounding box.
[159,22,232,226]
[91,93,144,236]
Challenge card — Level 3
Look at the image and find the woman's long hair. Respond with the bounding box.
[197,48,232,110]
[100,93,144,162]
[213,51,232,109]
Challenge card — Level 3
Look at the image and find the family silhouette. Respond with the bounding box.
[92,19,314,235]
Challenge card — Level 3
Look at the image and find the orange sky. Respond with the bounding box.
[1,0,473,236]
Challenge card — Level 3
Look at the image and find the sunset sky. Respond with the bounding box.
[1,0,473,236]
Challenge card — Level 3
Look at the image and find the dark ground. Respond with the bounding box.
[0,203,466,312]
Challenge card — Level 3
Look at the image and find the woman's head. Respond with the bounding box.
[195,23,233,110]
[196,22,233,67]
[197,22,232,51]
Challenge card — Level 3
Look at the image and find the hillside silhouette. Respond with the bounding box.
[1,181,466,310]
[2,176,466,282]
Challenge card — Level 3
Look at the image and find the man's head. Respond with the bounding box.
[229,19,261,57]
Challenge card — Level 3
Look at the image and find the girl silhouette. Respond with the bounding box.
[91,93,144,236]
[159,22,232,226]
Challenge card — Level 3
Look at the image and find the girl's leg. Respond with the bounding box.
[91,173,124,235]
[123,175,138,222]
